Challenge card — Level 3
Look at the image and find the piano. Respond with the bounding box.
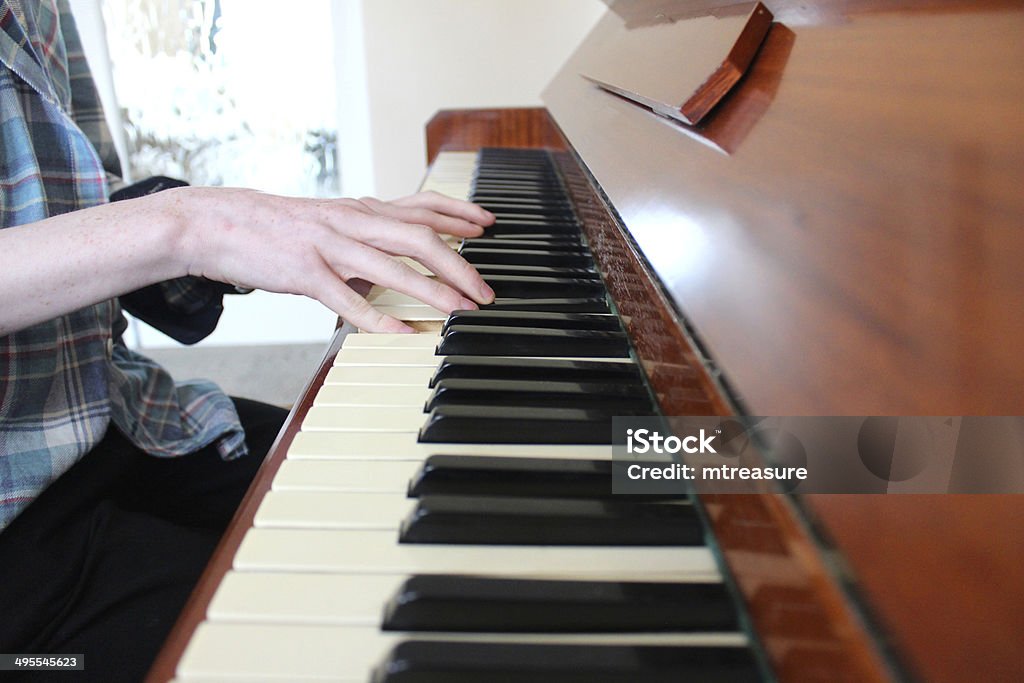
[147,1,1024,681]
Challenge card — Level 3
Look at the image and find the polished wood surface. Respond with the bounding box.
[555,151,733,416]
[543,3,1024,682]
[146,330,347,683]
[425,108,565,166]
[545,3,1024,416]
[804,495,1024,683]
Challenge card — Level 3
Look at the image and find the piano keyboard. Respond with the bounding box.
[172,149,764,682]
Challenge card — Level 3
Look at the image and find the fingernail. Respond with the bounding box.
[459,297,478,310]
[479,282,495,303]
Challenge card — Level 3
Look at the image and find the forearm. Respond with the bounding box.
[0,185,495,337]
[0,197,186,336]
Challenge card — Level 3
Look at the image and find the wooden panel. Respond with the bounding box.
[546,3,1024,683]
[804,495,1024,683]
[554,150,895,682]
[425,107,566,165]
[146,330,347,683]
[545,5,1024,416]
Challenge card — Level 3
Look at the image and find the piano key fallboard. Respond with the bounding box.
[160,148,768,682]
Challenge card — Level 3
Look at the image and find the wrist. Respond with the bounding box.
[155,185,207,279]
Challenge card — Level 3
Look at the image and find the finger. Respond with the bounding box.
[389,191,496,227]
[320,237,479,313]
[307,261,413,333]
[342,220,495,305]
[361,199,484,238]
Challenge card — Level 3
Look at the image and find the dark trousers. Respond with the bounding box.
[0,397,287,682]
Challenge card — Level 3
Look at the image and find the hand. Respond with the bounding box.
[358,190,494,238]
[169,187,496,333]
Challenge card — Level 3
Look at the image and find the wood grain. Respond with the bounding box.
[425,108,565,166]
[545,4,1024,416]
[803,495,1024,683]
[546,3,1024,682]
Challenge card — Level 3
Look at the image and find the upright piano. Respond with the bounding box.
[148,1,1024,681]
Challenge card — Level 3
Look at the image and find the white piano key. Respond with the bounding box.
[178,623,746,682]
[259,490,693,532]
[302,406,425,432]
[374,305,448,321]
[333,346,634,368]
[313,385,430,408]
[235,529,719,581]
[178,622,394,682]
[254,491,413,530]
[367,291,453,308]
[323,365,434,386]
[273,459,418,492]
[333,347,439,367]
[285,431,613,460]
[207,571,404,626]
[208,570,726,627]
[341,333,440,349]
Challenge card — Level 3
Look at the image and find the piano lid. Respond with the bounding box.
[582,2,773,125]
[544,0,1024,416]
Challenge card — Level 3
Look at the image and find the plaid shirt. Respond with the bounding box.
[0,0,246,532]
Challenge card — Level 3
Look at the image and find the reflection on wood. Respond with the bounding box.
[583,2,773,125]
[603,0,1024,27]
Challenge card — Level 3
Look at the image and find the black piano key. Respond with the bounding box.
[471,196,572,209]
[373,642,761,683]
[488,220,579,231]
[407,455,684,501]
[483,234,583,243]
[473,203,574,218]
[462,238,588,252]
[482,275,605,299]
[472,182,560,193]
[436,325,629,358]
[474,194,570,205]
[429,356,641,386]
[398,495,702,545]
[483,224,581,237]
[418,405,627,444]
[408,455,617,498]
[489,212,575,223]
[442,310,620,333]
[474,172,558,179]
[425,378,652,412]
[461,247,592,267]
[470,264,599,278]
[483,297,610,313]
[381,576,738,633]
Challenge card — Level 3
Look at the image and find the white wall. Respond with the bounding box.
[339,0,607,199]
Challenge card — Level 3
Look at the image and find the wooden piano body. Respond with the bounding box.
[150,1,1024,681]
